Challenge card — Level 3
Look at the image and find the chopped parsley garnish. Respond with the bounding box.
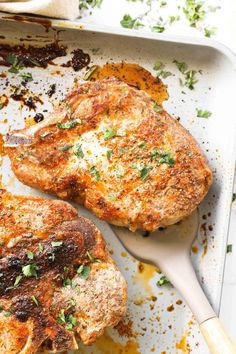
[74,143,84,158]
[196,109,212,118]
[204,27,216,38]
[40,131,50,138]
[169,15,180,24]
[57,309,77,331]
[51,241,63,247]
[86,251,94,262]
[173,60,198,90]
[27,250,34,260]
[22,264,38,278]
[14,275,23,288]
[140,166,153,181]
[108,193,116,201]
[89,166,100,181]
[83,65,98,80]
[153,61,164,71]
[157,70,173,79]
[160,1,167,7]
[120,14,144,29]
[38,243,44,253]
[77,265,90,280]
[106,149,112,160]
[104,127,116,140]
[233,193,236,202]
[65,103,72,118]
[151,148,175,166]
[63,278,73,287]
[58,144,73,152]
[0,103,3,110]
[157,275,170,286]
[6,54,24,73]
[3,312,11,317]
[183,0,205,27]
[31,295,39,306]
[79,0,103,10]
[20,72,33,83]
[57,119,81,129]
[227,244,233,253]
[153,102,163,113]
[67,298,76,308]
[138,141,147,149]
[151,25,165,33]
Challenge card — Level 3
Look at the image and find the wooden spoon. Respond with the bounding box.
[113,210,236,354]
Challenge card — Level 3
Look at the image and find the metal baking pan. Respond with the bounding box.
[0,14,236,353]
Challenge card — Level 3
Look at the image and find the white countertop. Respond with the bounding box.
[79,0,236,341]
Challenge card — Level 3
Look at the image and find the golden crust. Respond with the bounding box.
[0,190,127,353]
[6,78,213,231]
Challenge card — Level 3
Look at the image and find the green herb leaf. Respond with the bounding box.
[120,14,143,29]
[31,295,39,306]
[151,25,165,33]
[67,298,77,308]
[138,141,147,149]
[108,193,116,201]
[86,251,94,262]
[74,143,84,158]
[27,250,34,260]
[3,311,11,317]
[104,127,116,140]
[22,264,38,278]
[151,148,175,166]
[140,166,153,181]
[204,27,216,38]
[57,309,66,324]
[153,61,164,71]
[51,241,63,247]
[77,264,90,280]
[106,149,113,160]
[185,70,198,90]
[57,119,81,129]
[14,275,23,288]
[40,131,50,139]
[173,60,188,74]
[89,166,100,181]
[183,0,205,27]
[153,102,163,113]
[157,275,170,286]
[0,103,3,110]
[196,109,212,118]
[83,65,98,80]
[6,54,24,74]
[20,72,33,83]
[65,314,77,331]
[38,243,44,253]
[233,193,236,202]
[65,103,72,118]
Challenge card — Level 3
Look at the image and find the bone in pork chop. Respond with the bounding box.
[0,190,127,353]
[6,78,213,231]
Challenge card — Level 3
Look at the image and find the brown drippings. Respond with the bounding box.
[167,304,174,312]
[191,246,198,254]
[133,262,159,295]
[11,90,43,111]
[115,319,134,338]
[3,15,52,32]
[0,134,5,157]
[89,63,168,105]
[176,334,191,353]
[176,299,183,305]
[63,49,90,71]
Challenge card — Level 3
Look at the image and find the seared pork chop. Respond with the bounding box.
[0,190,127,354]
[6,78,212,231]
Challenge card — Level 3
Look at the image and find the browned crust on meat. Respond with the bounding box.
[6,78,213,231]
[0,190,127,353]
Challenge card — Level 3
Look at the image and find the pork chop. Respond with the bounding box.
[6,78,213,231]
[0,190,127,354]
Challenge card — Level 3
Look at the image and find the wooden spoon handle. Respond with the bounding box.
[200,317,236,354]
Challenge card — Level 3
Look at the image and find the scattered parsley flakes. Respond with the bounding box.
[204,27,216,38]
[196,109,212,118]
[79,0,103,10]
[183,0,205,27]
[151,148,175,166]
[58,144,73,152]
[153,102,163,113]
[27,250,34,260]
[0,103,3,110]
[227,244,233,253]
[38,243,44,253]
[173,60,198,90]
[57,308,77,330]
[233,193,236,202]
[40,131,50,139]
[31,295,39,306]
[153,61,164,71]
[57,119,81,129]
[74,143,84,158]
[151,25,165,33]
[156,70,173,79]
[120,14,144,29]
[108,193,116,201]
[89,166,100,181]
[173,60,188,74]
[67,298,77,308]
[65,103,72,118]
[13,275,23,288]
[140,166,153,181]
[3,311,11,317]
[51,241,63,247]
[6,54,24,73]
[83,65,98,80]
[104,127,116,140]
[138,141,147,149]
[157,275,170,286]
[77,264,90,280]
[20,72,33,83]
[22,264,38,278]
[106,149,113,160]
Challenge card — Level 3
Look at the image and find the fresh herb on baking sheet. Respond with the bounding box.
[160,1,167,7]
[120,14,144,29]
[79,0,103,10]
[196,109,212,118]
[57,119,81,129]
[156,70,173,78]
[89,166,100,181]
[58,144,73,152]
[151,25,165,33]
[153,61,164,71]
[77,264,90,280]
[157,275,170,286]
[183,0,205,27]
[227,244,233,253]
[169,15,180,24]
[104,127,116,140]
[204,27,216,38]
[74,143,84,158]
[83,65,98,80]
[140,166,153,181]
[13,275,23,288]
[232,193,236,202]
[174,60,198,90]
[20,72,33,83]
[0,103,3,110]
[6,54,24,74]
[31,296,39,306]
